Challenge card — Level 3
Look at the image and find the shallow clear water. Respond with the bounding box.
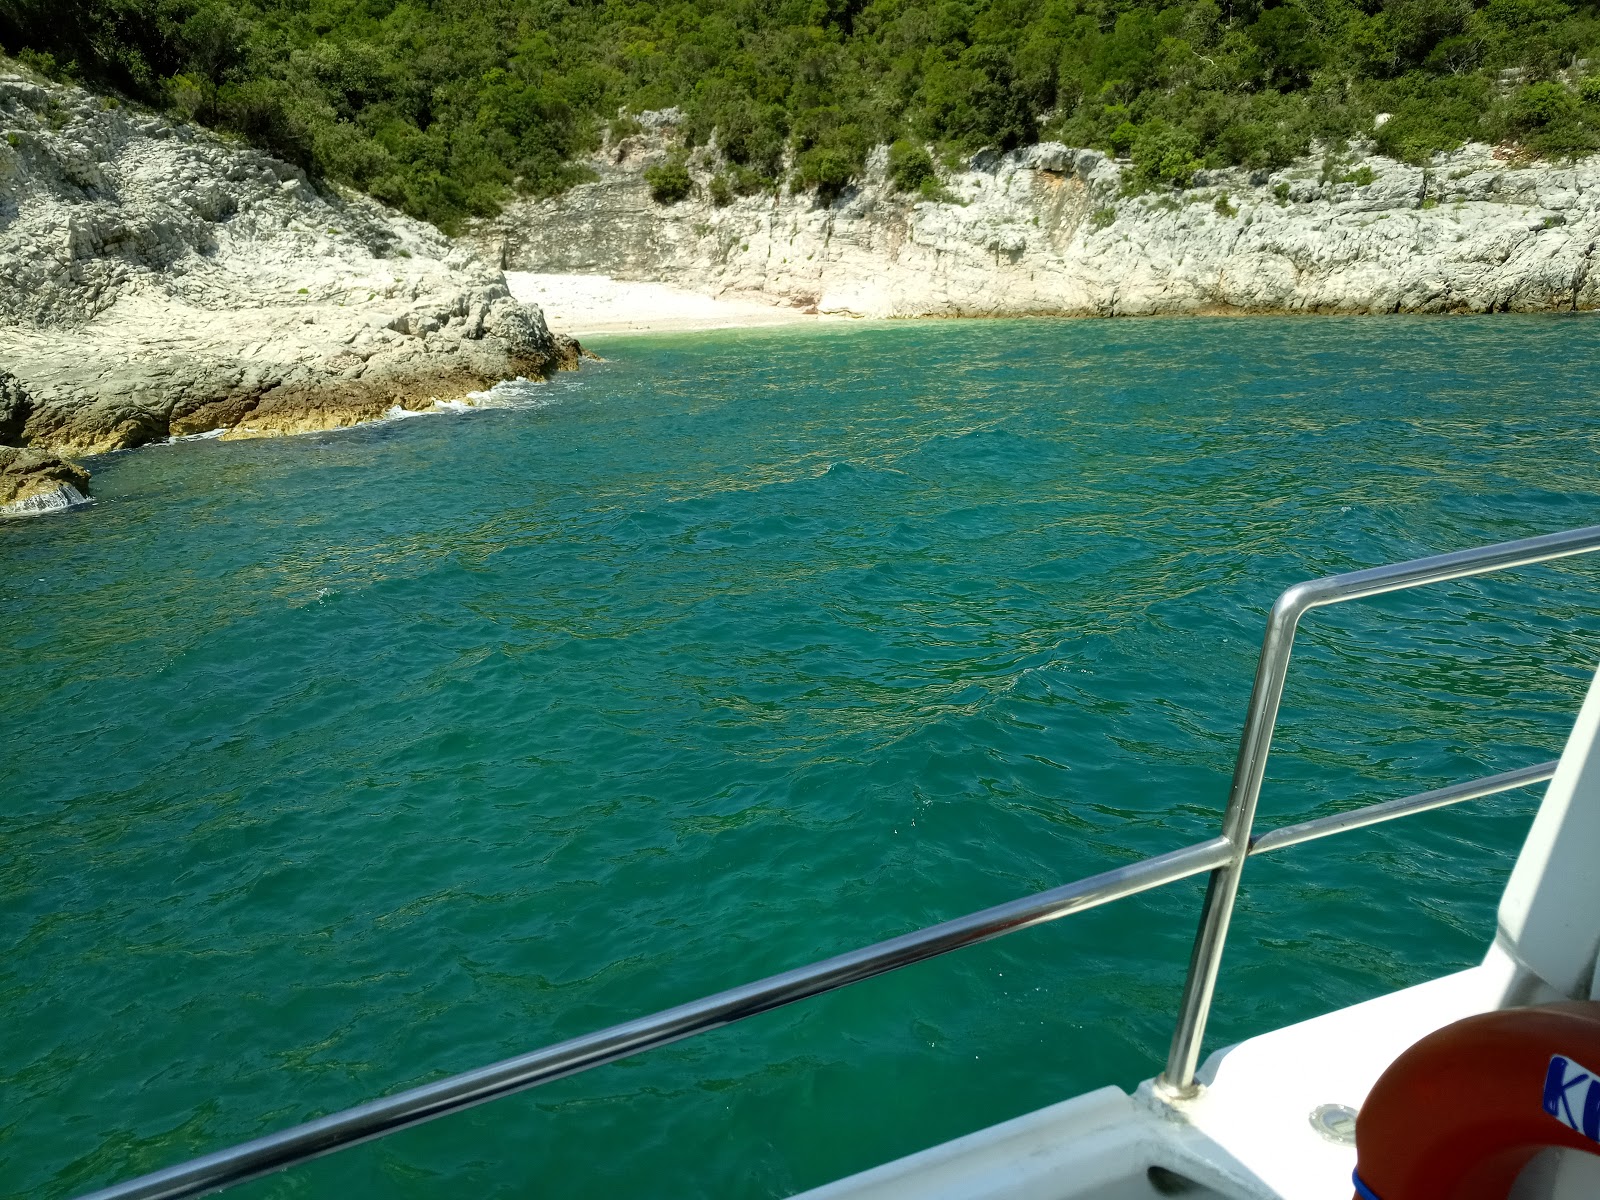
[3,316,1599,1200]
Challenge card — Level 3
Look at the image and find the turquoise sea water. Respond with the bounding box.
[3,316,1599,1200]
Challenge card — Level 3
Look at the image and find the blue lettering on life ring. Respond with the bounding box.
[1543,1055,1600,1142]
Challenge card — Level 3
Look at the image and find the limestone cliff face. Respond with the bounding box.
[481,124,1600,318]
[0,65,583,474]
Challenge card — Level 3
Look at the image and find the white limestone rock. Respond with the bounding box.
[481,128,1600,319]
[0,64,583,458]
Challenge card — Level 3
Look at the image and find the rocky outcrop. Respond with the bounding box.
[0,445,90,516]
[6,280,584,455]
[480,122,1600,317]
[0,63,584,483]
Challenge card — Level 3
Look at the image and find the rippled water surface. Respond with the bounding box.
[4,316,1600,1199]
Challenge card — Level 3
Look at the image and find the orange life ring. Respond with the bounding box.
[1353,1000,1600,1200]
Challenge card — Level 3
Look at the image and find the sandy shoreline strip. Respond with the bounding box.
[507,272,835,336]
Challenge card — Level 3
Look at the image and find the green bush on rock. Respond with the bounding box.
[645,159,693,204]
[887,140,936,193]
[1132,122,1201,189]
[1512,81,1600,154]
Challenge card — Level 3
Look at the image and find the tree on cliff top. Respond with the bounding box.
[8,0,1600,230]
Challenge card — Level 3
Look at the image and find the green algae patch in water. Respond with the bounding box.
[3,315,1599,1199]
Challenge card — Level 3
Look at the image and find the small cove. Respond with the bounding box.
[3,315,1599,1199]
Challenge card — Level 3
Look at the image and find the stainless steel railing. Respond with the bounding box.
[77,523,1600,1200]
[1155,520,1600,1096]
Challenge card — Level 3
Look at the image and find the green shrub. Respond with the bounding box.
[1132,122,1201,188]
[166,73,206,121]
[1373,74,1498,163]
[795,146,860,203]
[1214,192,1237,216]
[1511,82,1596,155]
[714,107,787,178]
[1514,82,1580,129]
[1108,121,1140,158]
[887,140,936,193]
[709,172,734,207]
[645,159,693,204]
[1247,6,1322,89]
[726,164,770,196]
[790,108,868,202]
[17,48,74,80]
[1089,206,1117,230]
[217,79,317,172]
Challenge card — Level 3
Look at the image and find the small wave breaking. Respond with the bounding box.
[0,483,92,519]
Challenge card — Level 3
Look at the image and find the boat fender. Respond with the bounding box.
[1352,1001,1600,1200]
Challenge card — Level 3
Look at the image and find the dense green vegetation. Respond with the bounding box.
[8,0,1600,229]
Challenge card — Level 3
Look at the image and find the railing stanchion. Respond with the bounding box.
[1156,587,1308,1097]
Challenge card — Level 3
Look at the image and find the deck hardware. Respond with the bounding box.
[1309,1103,1359,1145]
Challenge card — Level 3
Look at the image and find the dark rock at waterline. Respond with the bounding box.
[0,371,32,445]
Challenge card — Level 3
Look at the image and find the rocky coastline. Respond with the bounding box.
[10,64,1600,517]
[0,64,585,517]
[480,117,1600,320]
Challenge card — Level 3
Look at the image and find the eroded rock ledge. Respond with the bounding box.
[2,283,584,457]
[0,64,585,505]
[0,445,91,517]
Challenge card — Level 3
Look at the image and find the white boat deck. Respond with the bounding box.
[1155,957,1520,1199]
[793,961,1514,1200]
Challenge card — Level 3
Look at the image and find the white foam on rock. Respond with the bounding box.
[163,428,227,444]
[0,483,92,518]
[374,388,561,427]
